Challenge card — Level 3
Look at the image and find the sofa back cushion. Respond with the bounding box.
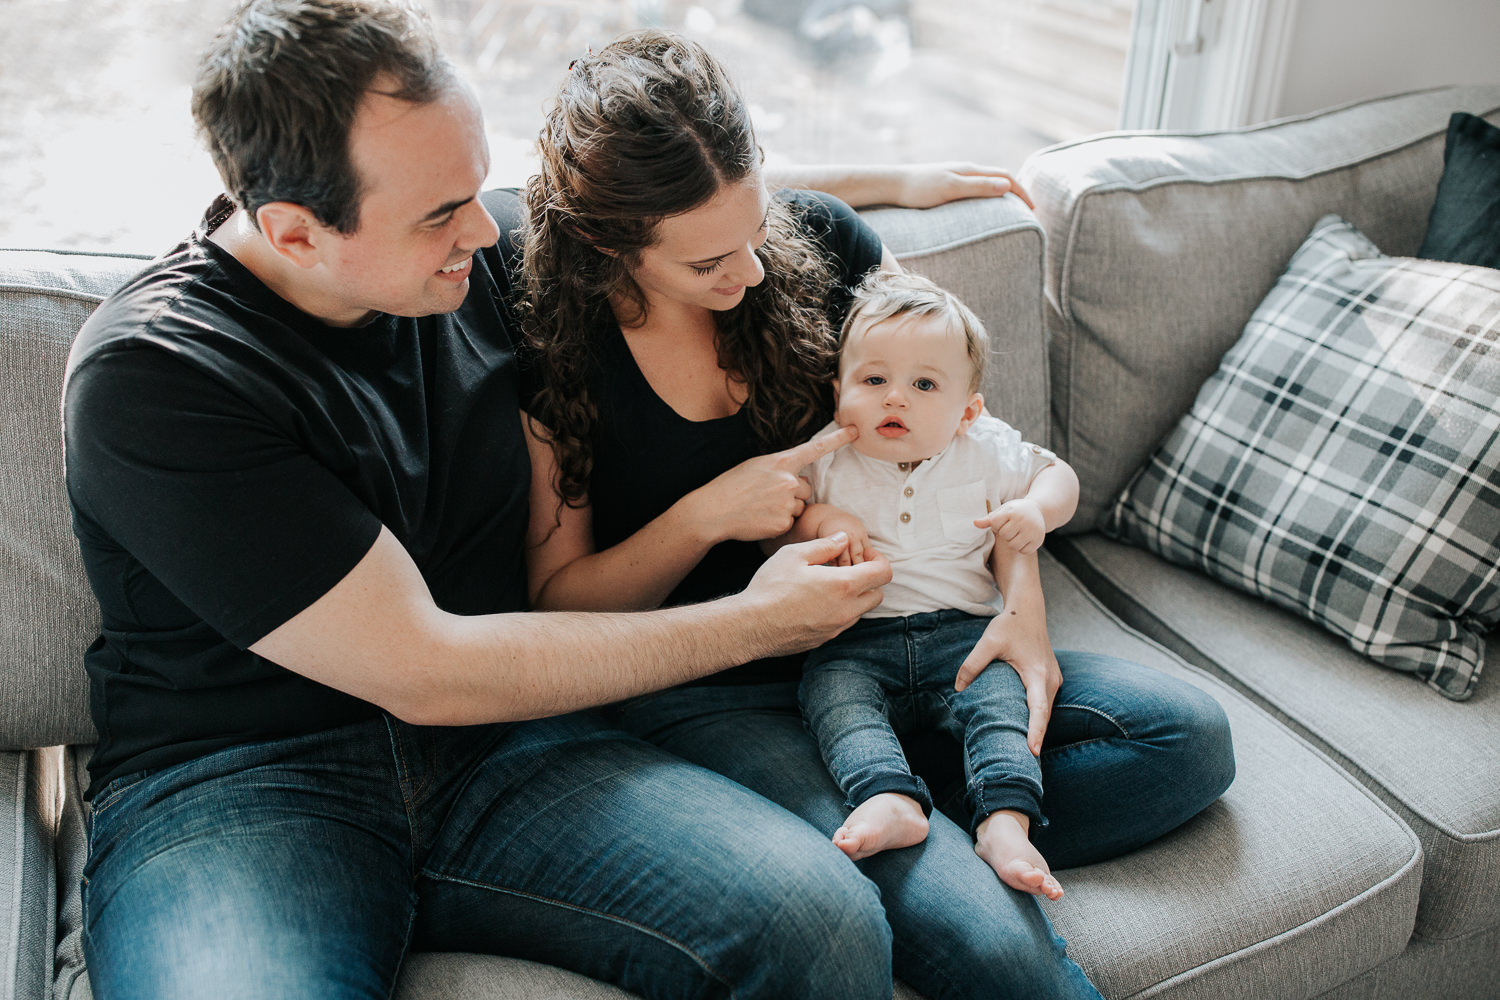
[1,250,146,748]
[1019,85,1500,532]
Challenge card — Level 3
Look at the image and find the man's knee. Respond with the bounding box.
[728,848,892,1000]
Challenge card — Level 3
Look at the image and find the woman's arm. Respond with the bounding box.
[767,162,1034,210]
[525,415,860,612]
[954,544,1062,756]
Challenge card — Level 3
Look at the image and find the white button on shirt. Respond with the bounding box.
[804,414,1057,618]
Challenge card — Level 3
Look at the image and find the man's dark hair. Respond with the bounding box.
[191,0,454,233]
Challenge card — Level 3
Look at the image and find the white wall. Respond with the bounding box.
[1275,0,1500,117]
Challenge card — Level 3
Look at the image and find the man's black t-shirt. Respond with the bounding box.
[65,191,532,797]
[575,190,884,685]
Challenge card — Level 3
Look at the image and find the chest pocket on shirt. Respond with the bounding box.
[936,481,990,545]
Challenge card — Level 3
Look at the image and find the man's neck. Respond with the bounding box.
[207,209,372,327]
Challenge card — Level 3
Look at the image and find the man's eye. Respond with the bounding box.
[914,378,936,391]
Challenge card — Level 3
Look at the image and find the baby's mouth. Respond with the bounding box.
[876,417,908,438]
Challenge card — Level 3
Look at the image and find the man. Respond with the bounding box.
[65,2,897,996]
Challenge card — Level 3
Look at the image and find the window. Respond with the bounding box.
[0,0,1136,252]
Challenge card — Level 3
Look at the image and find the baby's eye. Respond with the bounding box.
[863,375,887,386]
[914,377,937,391]
[690,260,725,276]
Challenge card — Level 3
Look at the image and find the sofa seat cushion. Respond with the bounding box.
[56,551,1423,1000]
[1104,215,1500,701]
[1036,553,1421,998]
[1055,532,1500,941]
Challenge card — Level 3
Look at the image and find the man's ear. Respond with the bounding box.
[254,202,327,269]
[956,391,984,436]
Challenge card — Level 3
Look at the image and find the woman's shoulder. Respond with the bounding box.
[774,188,881,286]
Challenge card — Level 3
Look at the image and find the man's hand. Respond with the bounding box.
[689,426,857,544]
[744,533,890,655]
[975,498,1047,555]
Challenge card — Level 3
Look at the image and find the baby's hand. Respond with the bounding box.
[975,499,1047,554]
[817,509,875,567]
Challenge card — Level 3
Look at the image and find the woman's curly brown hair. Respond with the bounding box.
[518,29,840,505]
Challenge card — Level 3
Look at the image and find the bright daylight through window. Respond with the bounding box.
[0,0,1133,253]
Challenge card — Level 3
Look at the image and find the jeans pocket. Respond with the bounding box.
[88,769,151,823]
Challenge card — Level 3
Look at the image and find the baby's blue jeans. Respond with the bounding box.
[801,609,1044,832]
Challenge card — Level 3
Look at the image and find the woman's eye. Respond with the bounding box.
[691,260,725,276]
[914,378,937,391]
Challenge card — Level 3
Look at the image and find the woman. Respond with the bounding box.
[515,29,1234,1000]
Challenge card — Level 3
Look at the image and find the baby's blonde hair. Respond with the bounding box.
[840,270,989,392]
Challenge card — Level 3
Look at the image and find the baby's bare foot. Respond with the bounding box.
[974,810,1063,900]
[832,792,929,861]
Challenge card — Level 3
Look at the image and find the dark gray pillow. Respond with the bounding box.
[1105,216,1500,700]
[1418,112,1500,270]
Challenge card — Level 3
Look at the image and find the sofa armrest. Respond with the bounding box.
[1,750,60,1000]
[1016,85,1500,530]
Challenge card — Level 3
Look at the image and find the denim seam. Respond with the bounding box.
[419,871,736,995]
[384,718,425,876]
[1051,701,1132,741]
[383,892,420,1000]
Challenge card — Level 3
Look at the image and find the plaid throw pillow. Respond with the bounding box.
[1105,215,1500,700]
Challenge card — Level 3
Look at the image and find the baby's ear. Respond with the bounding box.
[956,391,984,436]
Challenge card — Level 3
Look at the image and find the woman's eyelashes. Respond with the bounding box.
[688,213,769,276]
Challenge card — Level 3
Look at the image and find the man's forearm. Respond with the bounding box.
[422,597,781,726]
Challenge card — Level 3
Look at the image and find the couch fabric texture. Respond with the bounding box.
[1023,83,1500,998]
[3,84,1499,1000]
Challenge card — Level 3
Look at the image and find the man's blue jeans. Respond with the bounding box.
[82,711,893,1000]
[616,651,1235,1000]
[800,610,1045,833]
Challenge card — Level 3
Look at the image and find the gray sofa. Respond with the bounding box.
[2,84,1496,999]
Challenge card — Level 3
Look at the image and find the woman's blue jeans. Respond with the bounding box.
[82,711,894,1000]
[801,610,1045,833]
[616,651,1235,1000]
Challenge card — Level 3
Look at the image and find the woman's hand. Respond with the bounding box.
[894,162,1035,210]
[688,425,857,545]
[956,546,1059,755]
[766,163,1034,211]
